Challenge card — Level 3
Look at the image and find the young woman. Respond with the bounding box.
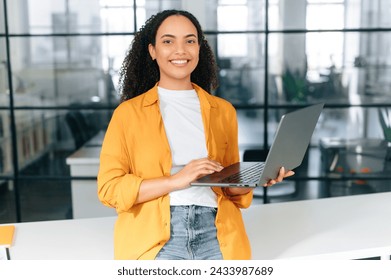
[97,9,294,260]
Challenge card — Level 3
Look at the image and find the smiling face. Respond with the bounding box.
[148,15,200,90]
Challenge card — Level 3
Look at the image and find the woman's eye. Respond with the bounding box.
[187,39,196,44]
[162,40,172,44]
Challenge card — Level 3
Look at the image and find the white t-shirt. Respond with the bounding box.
[158,87,217,207]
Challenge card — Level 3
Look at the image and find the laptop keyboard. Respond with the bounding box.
[219,162,265,184]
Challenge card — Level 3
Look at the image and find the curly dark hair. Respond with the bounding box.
[118,9,219,102]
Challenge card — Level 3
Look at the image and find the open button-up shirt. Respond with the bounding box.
[98,83,253,259]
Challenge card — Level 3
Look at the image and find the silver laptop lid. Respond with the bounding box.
[259,102,324,184]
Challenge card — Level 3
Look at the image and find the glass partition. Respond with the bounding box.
[217,0,266,31]
[0,0,4,34]
[14,109,58,173]
[0,179,16,224]
[2,0,391,222]
[14,108,111,175]
[18,178,72,222]
[0,37,12,177]
[9,35,132,107]
[8,0,127,34]
[237,108,264,151]
[268,31,391,106]
[214,33,266,105]
[272,0,391,31]
[0,38,7,96]
[0,108,13,176]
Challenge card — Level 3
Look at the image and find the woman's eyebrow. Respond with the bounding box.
[159,33,197,39]
[160,34,175,39]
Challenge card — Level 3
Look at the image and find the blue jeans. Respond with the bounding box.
[155,205,223,260]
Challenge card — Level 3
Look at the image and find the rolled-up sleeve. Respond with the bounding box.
[97,107,143,212]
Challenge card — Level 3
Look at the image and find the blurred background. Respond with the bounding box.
[0,0,391,223]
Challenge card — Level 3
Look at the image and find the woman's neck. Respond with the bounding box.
[157,79,193,91]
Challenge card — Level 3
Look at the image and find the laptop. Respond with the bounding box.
[190,103,324,187]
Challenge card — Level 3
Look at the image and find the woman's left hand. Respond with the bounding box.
[262,166,295,187]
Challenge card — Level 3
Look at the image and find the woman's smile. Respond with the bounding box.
[170,59,189,66]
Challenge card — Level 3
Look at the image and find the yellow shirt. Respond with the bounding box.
[98,83,253,259]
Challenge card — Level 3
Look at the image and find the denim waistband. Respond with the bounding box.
[169,205,217,214]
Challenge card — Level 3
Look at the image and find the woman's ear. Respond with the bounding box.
[148,44,156,60]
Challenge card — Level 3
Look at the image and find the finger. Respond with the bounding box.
[197,158,223,168]
[263,179,276,187]
[275,167,285,182]
[196,161,223,174]
[204,160,224,171]
[191,158,219,170]
[209,160,224,169]
[284,170,295,177]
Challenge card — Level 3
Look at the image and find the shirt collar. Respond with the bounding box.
[142,83,217,108]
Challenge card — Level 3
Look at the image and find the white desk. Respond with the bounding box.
[9,217,115,260]
[6,192,391,260]
[243,192,391,260]
[66,132,116,218]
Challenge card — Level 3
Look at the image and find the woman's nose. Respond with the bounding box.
[174,42,186,54]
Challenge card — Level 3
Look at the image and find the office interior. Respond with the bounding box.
[0,0,390,224]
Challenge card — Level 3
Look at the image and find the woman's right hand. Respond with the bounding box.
[136,158,223,204]
[170,158,223,190]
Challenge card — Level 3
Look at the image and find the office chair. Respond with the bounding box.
[65,111,91,149]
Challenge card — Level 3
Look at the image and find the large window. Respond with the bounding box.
[306,1,345,70]
[1,0,391,223]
